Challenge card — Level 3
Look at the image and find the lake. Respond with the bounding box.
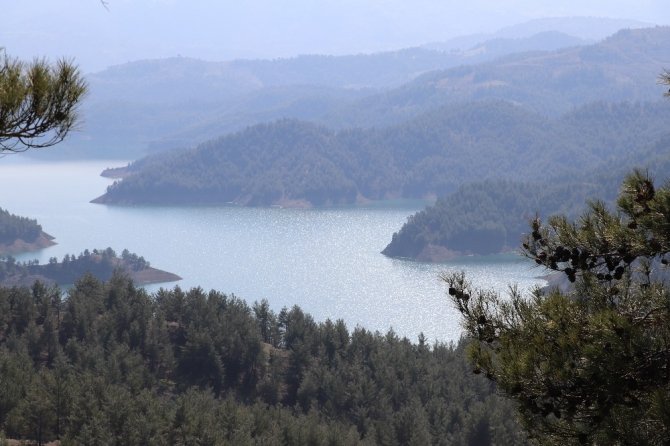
[0,158,546,343]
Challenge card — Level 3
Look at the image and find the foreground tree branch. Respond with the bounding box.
[445,169,670,445]
[0,53,86,153]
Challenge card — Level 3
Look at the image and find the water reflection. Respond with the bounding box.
[1,159,545,342]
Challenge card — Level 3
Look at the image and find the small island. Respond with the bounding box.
[0,247,181,287]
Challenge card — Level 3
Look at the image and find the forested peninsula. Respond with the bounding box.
[0,208,55,256]
[93,101,670,207]
[0,248,180,287]
[383,180,593,260]
[383,136,670,260]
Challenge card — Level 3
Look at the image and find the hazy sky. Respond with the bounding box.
[3,0,669,73]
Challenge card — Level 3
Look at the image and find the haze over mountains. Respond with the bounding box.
[422,16,649,51]
[4,0,663,71]
[86,25,670,201]
[48,17,664,159]
[77,21,670,261]
[6,6,670,444]
[15,17,670,260]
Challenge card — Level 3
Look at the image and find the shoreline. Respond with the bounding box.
[0,231,56,257]
[0,265,182,288]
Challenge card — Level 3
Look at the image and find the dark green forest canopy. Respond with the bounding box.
[0,274,527,445]
[383,135,670,259]
[383,179,597,260]
[93,100,670,208]
[0,208,43,245]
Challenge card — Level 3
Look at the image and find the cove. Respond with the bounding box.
[0,158,545,342]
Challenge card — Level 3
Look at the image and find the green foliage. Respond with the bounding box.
[384,180,568,257]
[384,134,670,258]
[0,273,527,445]
[445,170,670,444]
[0,208,42,245]
[97,100,670,207]
[0,52,86,152]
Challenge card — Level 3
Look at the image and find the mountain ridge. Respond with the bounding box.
[92,100,670,207]
[48,19,648,159]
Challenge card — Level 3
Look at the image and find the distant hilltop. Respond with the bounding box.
[46,17,659,160]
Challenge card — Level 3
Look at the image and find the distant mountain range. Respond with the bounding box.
[46,17,662,159]
[84,23,670,209]
[423,16,651,51]
[325,26,670,128]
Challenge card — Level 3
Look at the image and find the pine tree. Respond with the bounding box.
[445,169,670,444]
[0,51,86,153]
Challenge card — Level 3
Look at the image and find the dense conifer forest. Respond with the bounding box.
[443,170,670,444]
[382,180,599,259]
[0,274,526,445]
[0,209,43,246]
[5,13,670,445]
[94,101,670,207]
[383,136,670,259]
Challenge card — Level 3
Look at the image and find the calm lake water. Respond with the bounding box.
[1,158,545,343]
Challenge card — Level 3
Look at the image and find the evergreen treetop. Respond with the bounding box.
[445,169,670,444]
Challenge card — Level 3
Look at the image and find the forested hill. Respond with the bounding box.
[57,31,586,160]
[327,26,670,128]
[382,135,670,260]
[382,180,606,260]
[0,273,527,444]
[52,25,668,159]
[0,208,55,255]
[93,100,670,207]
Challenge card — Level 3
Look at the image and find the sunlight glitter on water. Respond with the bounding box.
[2,159,545,343]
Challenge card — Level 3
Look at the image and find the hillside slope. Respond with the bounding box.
[383,135,670,260]
[93,100,670,207]
[53,27,609,158]
[0,208,55,256]
[328,26,670,128]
